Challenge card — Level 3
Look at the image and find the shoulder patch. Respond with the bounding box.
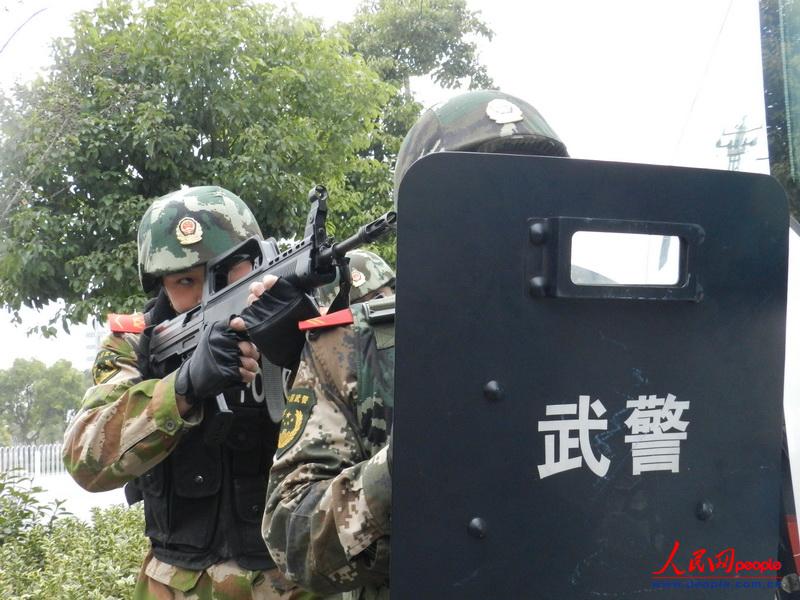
[276,388,317,457]
[298,308,354,331]
[108,313,147,334]
[92,349,122,384]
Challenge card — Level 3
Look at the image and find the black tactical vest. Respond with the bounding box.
[134,385,279,570]
[131,313,280,570]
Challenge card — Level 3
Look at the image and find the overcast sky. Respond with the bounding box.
[0,0,767,370]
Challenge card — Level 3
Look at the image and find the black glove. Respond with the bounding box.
[240,278,320,369]
[174,321,245,403]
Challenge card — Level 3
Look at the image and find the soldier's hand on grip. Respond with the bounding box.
[241,275,319,369]
[174,320,259,403]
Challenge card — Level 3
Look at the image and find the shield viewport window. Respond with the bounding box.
[570,231,681,286]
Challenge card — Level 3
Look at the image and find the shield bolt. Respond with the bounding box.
[483,380,503,402]
[467,517,488,540]
[529,222,547,245]
[782,573,800,593]
[529,276,548,297]
[695,500,714,521]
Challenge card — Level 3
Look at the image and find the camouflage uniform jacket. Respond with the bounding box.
[63,330,197,492]
[63,331,283,597]
[263,298,395,600]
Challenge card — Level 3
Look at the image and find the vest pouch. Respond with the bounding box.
[166,430,222,549]
[354,316,396,455]
[226,408,271,477]
[232,475,271,556]
[233,476,267,525]
[139,465,165,496]
[139,464,169,544]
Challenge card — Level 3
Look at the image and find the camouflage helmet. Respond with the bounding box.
[394,89,569,194]
[137,186,263,293]
[316,249,396,307]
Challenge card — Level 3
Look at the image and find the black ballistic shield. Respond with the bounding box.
[391,152,788,599]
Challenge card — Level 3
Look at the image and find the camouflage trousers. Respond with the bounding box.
[133,551,319,600]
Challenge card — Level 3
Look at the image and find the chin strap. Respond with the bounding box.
[327,258,352,314]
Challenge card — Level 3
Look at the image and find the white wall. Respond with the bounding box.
[33,473,126,521]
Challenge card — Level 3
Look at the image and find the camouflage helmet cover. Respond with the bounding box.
[394,89,569,193]
[138,186,263,292]
[316,249,396,307]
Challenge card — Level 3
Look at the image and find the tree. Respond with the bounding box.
[336,0,495,263]
[760,0,800,218]
[0,359,85,444]
[346,0,494,94]
[0,422,11,446]
[0,0,390,329]
[0,0,494,329]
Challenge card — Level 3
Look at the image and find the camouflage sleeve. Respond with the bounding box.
[63,332,201,492]
[262,326,391,595]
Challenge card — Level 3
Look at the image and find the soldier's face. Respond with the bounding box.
[162,260,253,314]
[162,265,205,313]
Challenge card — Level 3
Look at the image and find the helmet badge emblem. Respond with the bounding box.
[351,268,366,288]
[486,99,524,124]
[176,217,203,245]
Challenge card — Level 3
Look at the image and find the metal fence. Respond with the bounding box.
[0,444,65,476]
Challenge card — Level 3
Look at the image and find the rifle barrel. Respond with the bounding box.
[330,211,397,257]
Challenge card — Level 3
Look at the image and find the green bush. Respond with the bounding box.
[0,470,147,599]
[0,470,66,544]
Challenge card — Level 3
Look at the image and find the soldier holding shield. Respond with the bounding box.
[254,90,569,599]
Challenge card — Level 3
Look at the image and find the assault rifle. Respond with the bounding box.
[149,185,396,442]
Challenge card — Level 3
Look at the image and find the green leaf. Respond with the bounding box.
[0,0,492,326]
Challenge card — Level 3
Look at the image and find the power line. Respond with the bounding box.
[0,6,48,56]
[673,0,734,160]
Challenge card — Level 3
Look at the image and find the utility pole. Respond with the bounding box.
[716,116,761,171]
